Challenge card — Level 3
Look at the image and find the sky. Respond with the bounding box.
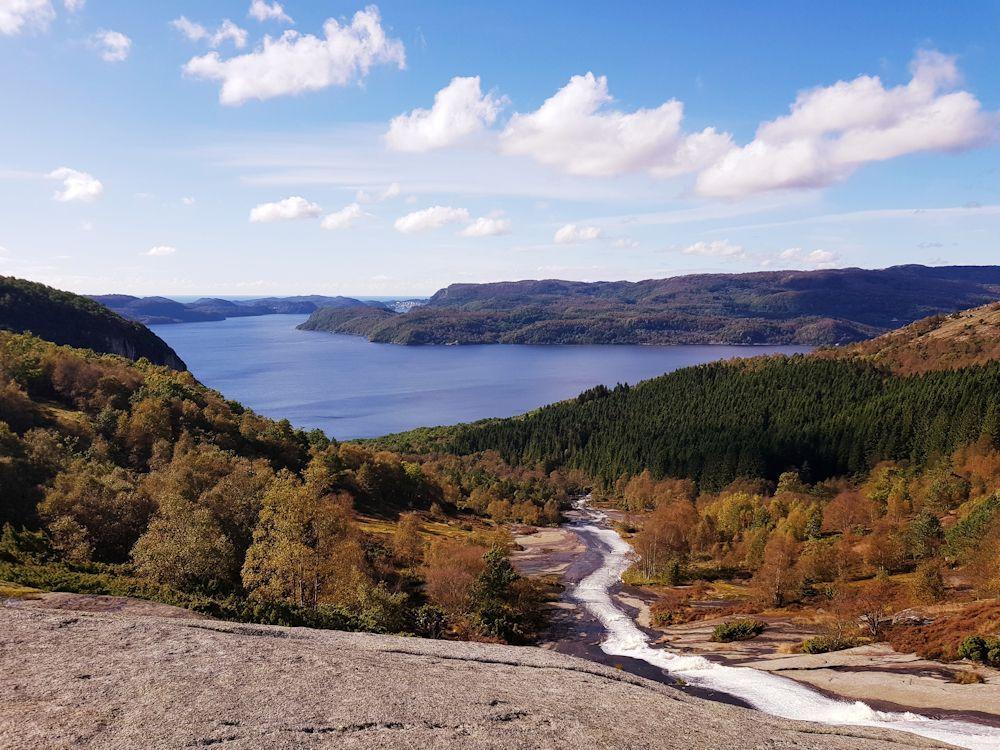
[1,0,998,297]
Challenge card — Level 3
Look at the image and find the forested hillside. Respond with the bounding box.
[389,356,1000,489]
[300,265,1000,346]
[0,277,185,370]
[375,305,1000,663]
[0,331,579,642]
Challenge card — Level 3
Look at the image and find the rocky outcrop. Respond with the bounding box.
[0,276,186,370]
[1,605,948,749]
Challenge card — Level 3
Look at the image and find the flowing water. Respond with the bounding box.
[565,498,1000,750]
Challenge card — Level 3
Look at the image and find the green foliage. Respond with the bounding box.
[467,546,543,644]
[800,634,862,654]
[0,276,185,369]
[711,618,766,642]
[946,494,1000,561]
[957,635,1000,667]
[439,357,1000,489]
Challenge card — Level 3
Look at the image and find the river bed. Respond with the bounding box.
[553,498,1000,750]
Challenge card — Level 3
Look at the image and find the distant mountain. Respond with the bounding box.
[378,301,1000,488]
[297,305,398,337]
[90,294,385,325]
[0,277,186,370]
[298,265,1000,346]
[816,301,1000,374]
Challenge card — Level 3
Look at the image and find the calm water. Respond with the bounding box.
[152,315,811,440]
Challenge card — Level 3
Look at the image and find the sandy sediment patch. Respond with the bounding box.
[657,612,1000,718]
[511,526,585,577]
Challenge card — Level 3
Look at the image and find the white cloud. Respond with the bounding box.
[146,245,177,257]
[613,237,639,249]
[501,72,732,178]
[460,215,511,237]
[386,76,504,152]
[47,167,103,202]
[171,16,208,42]
[249,195,322,223]
[394,205,469,234]
[0,0,54,36]
[181,196,196,206]
[210,19,247,49]
[249,0,292,24]
[92,29,131,62]
[171,17,247,48]
[356,181,400,203]
[553,223,602,244]
[681,239,746,259]
[773,247,840,268]
[63,0,83,11]
[321,202,365,230]
[697,50,999,197]
[183,6,405,106]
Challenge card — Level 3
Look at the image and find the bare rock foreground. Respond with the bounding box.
[1,605,950,750]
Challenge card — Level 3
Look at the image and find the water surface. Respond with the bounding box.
[153,314,811,440]
[564,498,1000,750]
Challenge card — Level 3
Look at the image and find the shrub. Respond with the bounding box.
[711,617,766,642]
[800,634,861,654]
[953,669,985,685]
[957,635,1000,667]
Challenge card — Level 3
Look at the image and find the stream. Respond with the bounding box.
[561,498,1000,750]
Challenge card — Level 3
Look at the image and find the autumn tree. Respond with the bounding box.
[631,500,698,582]
[751,530,801,607]
[131,496,237,592]
[392,512,425,565]
[834,574,900,639]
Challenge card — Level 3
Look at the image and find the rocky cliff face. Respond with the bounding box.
[0,276,186,370]
[0,605,947,750]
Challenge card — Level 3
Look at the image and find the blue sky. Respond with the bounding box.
[1,0,998,296]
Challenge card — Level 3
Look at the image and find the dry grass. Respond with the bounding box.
[886,599,1000,661]
[952,669,986,685]
[0,581,43,600]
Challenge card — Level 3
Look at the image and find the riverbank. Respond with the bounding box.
[522,499,1000,750]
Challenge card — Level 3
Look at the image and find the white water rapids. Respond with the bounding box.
[567,499,1000,750]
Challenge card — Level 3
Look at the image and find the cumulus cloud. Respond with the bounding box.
[772,247,840,268]
[386,76,505,152]
[681,239,746,259]
[356,181,400,203]
[249,196,322,223]
[553,223,602,244]
[210,20,247,49]
[321,202,365,230]
[171,17,247,48]
[64,0,83,11]
[183,6,405,105]
[92,29,131,62]
[613,237,639,249]
[501,72,732,178]
[146,245,177,257]
[394,205,469,234]
[0,0,55,36]
[249,0,292,24]
[48,167,103,202]
[459,215,511,237]
[171,16,208,41]
[697,50,999,197]
[181,196,196,206]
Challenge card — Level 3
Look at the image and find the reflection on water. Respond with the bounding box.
[153,314,811,440]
